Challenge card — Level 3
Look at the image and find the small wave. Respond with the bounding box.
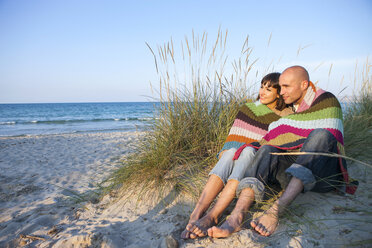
[18,119,116,125]
[1,117,157,125]
[0,121,16,125]
[75,127,135,133]
[0,134,30,138]
[138,117,154,121]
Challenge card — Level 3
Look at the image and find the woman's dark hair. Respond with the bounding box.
[256,72,286,111]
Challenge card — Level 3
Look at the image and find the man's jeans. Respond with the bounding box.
[237,129,345,201]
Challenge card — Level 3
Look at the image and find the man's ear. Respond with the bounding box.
[301,80,309,90]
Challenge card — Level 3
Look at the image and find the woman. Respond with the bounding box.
[181,72,293,239]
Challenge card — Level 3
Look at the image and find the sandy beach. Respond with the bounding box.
[0,132,143,247]
[0,132,371,247]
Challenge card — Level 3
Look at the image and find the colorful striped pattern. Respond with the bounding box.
[259,84,344,149]
[224,82,356,194]
[218,101,280,155]
[254,82,356,194]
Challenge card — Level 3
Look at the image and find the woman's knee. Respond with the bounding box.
[224,148,237,156]
[219,148,237,161]
[240,146,256,156]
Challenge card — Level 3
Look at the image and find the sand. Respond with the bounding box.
[0,132,371,247]
[0,132,143,247]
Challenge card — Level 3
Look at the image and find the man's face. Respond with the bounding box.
[279,73,306,105]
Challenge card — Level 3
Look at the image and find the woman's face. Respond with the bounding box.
[259,82,279,106]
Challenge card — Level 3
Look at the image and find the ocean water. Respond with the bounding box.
[0,101,351,137]
[0,102,159,137]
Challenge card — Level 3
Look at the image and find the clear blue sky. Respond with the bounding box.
[0,0,371,103]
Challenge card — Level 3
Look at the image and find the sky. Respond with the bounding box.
[0,0,371,103]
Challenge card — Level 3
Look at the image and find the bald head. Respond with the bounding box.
[279,66,310,105]
[282,65,309,82]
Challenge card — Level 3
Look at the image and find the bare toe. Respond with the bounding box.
[255,223,264,235]
[185,223,192,230]
[194,227,207,237]
[189,232,197,239]
[208,214,243,238]
[207,227,214,237]
[186,223,196,232]
[181,229,190,239]
[193,228,202,236]
[250,220,258,228]
[187,215,216,238]
[252,209,279,236]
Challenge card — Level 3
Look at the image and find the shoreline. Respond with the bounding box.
[0,129,149,139]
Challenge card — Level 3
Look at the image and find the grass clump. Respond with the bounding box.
[343,60,372,162]
[110,30,257,199]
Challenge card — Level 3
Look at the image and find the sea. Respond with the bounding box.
[0,102,159,137]
[0,101,352,138]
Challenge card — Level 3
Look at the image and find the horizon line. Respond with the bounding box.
[0,100,161,104]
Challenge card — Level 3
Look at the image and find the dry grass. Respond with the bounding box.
[343,59,372,162]
[108,30,257,200]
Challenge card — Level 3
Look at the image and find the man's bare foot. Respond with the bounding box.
[208,213,244,238]
[250,207,279,236]
[186,214,217,238]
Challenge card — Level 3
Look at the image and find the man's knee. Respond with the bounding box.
[237,177,265,202]
[257,145,277,154]
[303,128,336,151]
[309,128,333,139]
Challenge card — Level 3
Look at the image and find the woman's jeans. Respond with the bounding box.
[209,146,257,184]
[237,129,345,201]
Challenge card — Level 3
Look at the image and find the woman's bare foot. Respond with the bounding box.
[250,206,279,236]
[181,174,225,239]
[207,213,244,238]
[181,222,194,239]
[186,214,217,238]
[181,213,201,239]
[181,212,202,239]
[181,223,193,239]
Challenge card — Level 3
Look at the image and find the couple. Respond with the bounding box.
[181,65,357,239]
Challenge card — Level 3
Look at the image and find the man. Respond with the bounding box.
[193,65,357,238]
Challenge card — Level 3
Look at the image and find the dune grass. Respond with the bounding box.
[109,30,257,199]
[343,60,372,163]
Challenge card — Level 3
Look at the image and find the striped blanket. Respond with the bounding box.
[258,83,344,150]
[218,101,281,156]
[230,82,357,194]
